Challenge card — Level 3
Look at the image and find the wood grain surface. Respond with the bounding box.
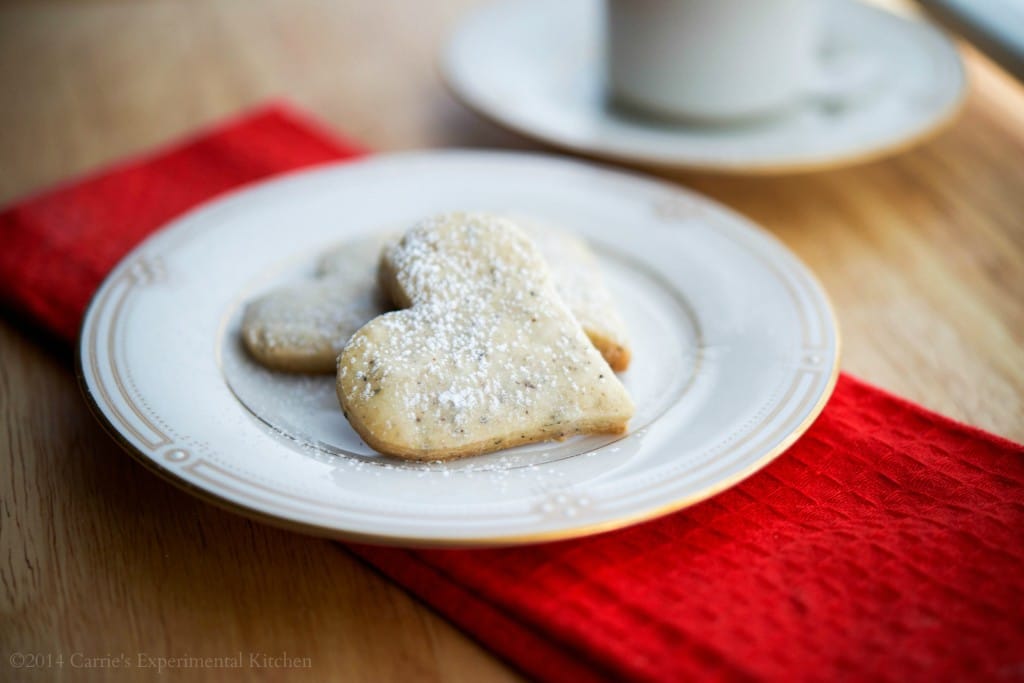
[1,0,1021,680]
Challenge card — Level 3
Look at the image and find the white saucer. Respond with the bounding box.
[79,151,838,547]
[442,0,966,173]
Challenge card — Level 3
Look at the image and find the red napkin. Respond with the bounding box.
[2,104,1022,683]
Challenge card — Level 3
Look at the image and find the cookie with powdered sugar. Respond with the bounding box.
[336,212,634,461]
[514,217,631,371]
[240,235,390,373]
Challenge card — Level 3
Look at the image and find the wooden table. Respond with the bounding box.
[2,1,1021,680]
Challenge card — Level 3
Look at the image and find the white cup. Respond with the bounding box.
[606,0,827,121]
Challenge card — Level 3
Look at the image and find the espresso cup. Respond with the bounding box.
[605,0,825,121]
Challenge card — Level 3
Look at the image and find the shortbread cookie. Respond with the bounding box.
[337,212,634,461]
[514,217,631,371]
[241,236,389,373]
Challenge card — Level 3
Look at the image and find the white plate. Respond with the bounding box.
[442,0,966,173]
[78,151,839,546]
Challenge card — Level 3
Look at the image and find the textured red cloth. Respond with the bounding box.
[2,105,1022,683]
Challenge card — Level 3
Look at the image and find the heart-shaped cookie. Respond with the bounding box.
[241,235,389,373]
[336,212,634,461]
[512,216,631,371]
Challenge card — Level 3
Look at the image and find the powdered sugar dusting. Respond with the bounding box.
[241,235,389,371]
[337,212,634,459]
[514,216,631,362]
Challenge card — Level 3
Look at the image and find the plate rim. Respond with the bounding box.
[438,0,967,175]
[76,149,842,547]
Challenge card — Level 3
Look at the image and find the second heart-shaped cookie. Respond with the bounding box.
[336,212,634,461]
